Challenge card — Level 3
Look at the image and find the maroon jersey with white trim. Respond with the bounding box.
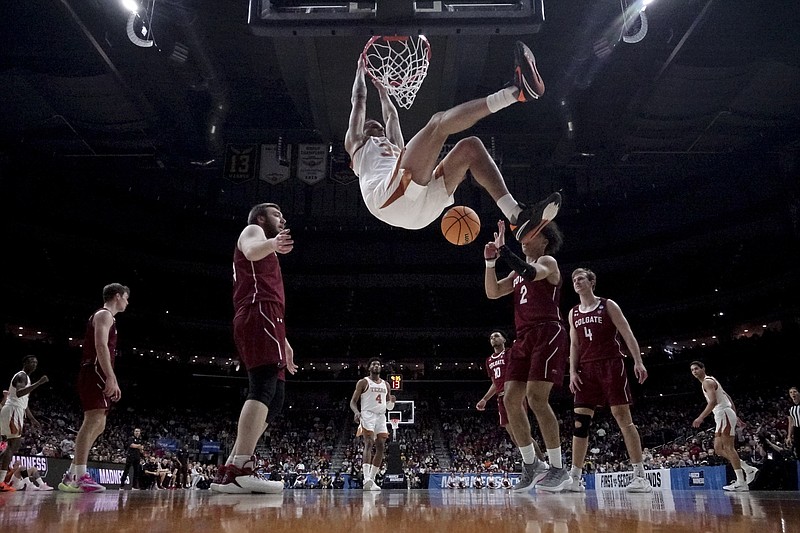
[232,246,285,314]
[512,273,563,333]
[485,350,508,394]
[80,309,117,368]
[571,298,625,364]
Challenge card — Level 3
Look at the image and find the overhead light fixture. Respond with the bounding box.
[127,13,154,47]
[620,0,648,43]
[121,0,140,13]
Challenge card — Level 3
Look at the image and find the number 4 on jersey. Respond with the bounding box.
[583,327,593,341]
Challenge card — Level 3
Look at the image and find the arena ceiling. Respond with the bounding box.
[3,0,799,167]
[2,0,799,355]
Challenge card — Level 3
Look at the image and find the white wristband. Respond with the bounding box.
[485,259,496,268]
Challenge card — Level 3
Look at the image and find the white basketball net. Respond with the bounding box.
[363,35,431,110]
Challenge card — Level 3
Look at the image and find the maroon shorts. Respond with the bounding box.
[497,394,529,427]
[506,322,568,384]
[233,301,286,370]
[573,357,632,408]
[77,364,111,412]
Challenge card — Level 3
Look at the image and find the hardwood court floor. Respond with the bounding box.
[1,488,798,532]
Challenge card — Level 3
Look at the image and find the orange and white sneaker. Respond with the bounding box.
[512,41,545,101]
[0,481,16,492]
[512,192,562,242]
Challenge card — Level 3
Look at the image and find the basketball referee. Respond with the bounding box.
[787,386,800,460]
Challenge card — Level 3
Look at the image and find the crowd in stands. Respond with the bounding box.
[2,328,797,489]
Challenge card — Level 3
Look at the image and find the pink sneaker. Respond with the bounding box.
[76,473,106,493]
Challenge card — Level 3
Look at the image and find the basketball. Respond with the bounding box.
[441,206,481,245]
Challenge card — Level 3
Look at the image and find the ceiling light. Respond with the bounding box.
[122,0,139,13]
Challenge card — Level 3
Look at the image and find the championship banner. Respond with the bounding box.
[594,468,671,491]
[223,144,259,184]
[297,143,327,185]
[259,144,291,185]
[329,143,357,185]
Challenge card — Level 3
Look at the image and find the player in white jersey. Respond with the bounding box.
[690,361,758,491]
[346,41,560,241]
[350,357,396,491]
[6,460,53,491]
[0,355,48,491]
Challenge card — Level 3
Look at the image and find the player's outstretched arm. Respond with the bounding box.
[371,78,404,149]
[345,59,368,157]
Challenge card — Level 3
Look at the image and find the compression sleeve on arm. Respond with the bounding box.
[498,245,537,281]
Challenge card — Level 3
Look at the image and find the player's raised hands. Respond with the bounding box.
[484,241,498,260]
[493,219,506,249]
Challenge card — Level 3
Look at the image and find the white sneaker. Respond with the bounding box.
[34,481,54,491]
[744,466,759,485]
[235,473,284,494]
[565,477,586,492]
[723,480,749,492]
[625,476,653,493]
[363,479,375,491]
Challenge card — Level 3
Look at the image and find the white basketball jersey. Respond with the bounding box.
[703,375,732,414]
[352,136,401,181]
[360,377,389,414]
[6,371,30,410]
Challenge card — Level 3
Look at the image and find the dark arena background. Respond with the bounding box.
[2,0,800,531]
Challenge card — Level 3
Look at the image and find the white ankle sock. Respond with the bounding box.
[547,448,563,469]
[486,87,518,113]
[497,194,522,223]
[570,466,582,478]
[75,465,87,477]
[519,444,535,464]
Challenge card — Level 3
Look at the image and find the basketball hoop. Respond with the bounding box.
[362,35,431,110]
[389,418,400,439]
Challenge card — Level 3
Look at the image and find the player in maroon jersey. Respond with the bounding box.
[475,330,546,463]
[211,202,298,494]
[565,268,651,493]
[484,219,569,492]
[58,283,129,493]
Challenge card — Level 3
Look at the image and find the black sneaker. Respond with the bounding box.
[512,192,562,242]
[513,41,545,101]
